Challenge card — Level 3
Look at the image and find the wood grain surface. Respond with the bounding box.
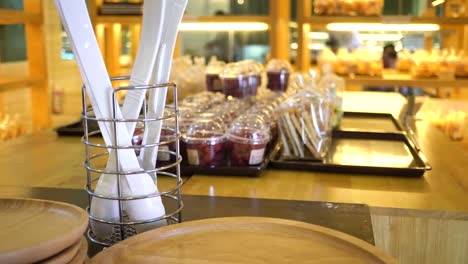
[69,237,88,264]
[91,217,395,264]
[0,198,88,264]
[40,236,84,264]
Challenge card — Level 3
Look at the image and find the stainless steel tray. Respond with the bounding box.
[270,131,431,177]
[339,112,403,133]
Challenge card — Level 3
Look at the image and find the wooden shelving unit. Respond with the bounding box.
[0,0,50,129]
[0,9,42,24]
[296,0,468,96]
[95,15,271,25]
[89,0,290,76]
[0,77,42,92]
[305,15,468,26]
[345,71,468,88]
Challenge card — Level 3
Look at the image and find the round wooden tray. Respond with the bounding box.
[69,237,88,264]
[91,217,395,263]
[41,236,84,264]
[0,198,88,264]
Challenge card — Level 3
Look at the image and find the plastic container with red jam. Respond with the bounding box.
[240,60,263,97]
[227,115,270,166]
[220,62,249,99]
[205,61,225,92]
[157,118,179,167]
[266,59,292,92]
[182,119,227,167]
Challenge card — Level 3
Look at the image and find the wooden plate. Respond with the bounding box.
[68,237,88,264]
[40,236,84,264]
[91,217,396,264]
[0,198,88,264]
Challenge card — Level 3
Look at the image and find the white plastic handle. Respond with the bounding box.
[139,0,188,173]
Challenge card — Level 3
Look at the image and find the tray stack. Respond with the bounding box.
[270,112,431,177]
[0,198,89,264]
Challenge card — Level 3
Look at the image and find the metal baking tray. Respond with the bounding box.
[181,143,280,177]
[55,119,99,137]
[270,131,431,177]
[338,112,403,133]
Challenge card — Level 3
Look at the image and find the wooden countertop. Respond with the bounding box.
[1,120,467,212]
[2,122,468,263]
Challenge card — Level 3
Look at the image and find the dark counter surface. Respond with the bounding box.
[0,185,374,256]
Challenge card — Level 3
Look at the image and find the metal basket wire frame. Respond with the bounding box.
[81,76,183,247]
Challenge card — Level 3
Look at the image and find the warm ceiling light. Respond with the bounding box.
[358,33,403,41]
[308,32,329,40]
[432,0,445,6]
[290,42,325,50]
[179,22,269,32]
[327,23,440,32]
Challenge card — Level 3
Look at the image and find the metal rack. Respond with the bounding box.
[82,76,183,247]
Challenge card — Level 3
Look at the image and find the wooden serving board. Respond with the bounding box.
[0,198,88,264]
[91,217,395,264]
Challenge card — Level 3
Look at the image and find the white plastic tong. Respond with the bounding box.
[54,0,187,240]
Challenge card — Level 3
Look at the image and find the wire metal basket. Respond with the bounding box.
[81,76,183,247]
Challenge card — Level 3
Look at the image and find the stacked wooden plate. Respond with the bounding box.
[0,198,89,264]
[91,217,396,264]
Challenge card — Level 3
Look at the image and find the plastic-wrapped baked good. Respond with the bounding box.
[318,48,337,74]
[359,0,383,16]
[314,0,328,15]
[276,89,334,159]
[343,0,359,16]
[411,50,440,78]
[318,64,345,128]
[439,49,458,79]
[396,49,412,72]
[334,48,353,76]
[455,54,468,77]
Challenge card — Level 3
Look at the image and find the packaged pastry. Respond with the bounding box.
[318,48,337,74]
[454,52,468,78]
[334,48,353,76]
[314,0,326,15]
[343,0,359,16]
[438,49,458,79]
[411,50,439,78]
[396,49,412,72]
[276,89,334,159]
[317,64,345,128]
[359,0,384,16]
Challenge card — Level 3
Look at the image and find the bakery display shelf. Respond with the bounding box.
[95,15,270,25]
[270,130,431,177]
[306,15,468,25]
[344,70,468,88]
[0,9,42,25]
[0,77,42,91]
